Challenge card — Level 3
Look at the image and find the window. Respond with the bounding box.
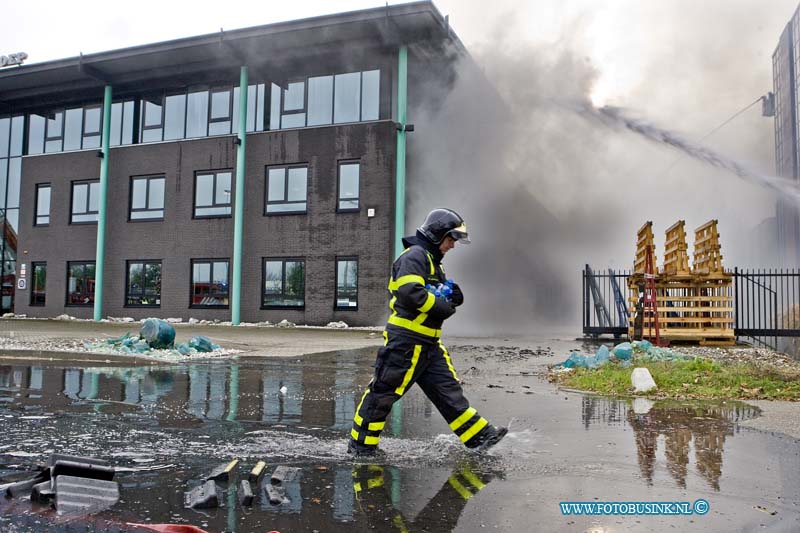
[194,171,232,217]
[191,259,229,307]
[307,76,333,126]
[141,97,164,143]
[266,165,307,214]
[82,106,102,149]
[164,94,187,140]
[281,81,306,128]
[338,161,360,211]
[31,262,46,306]
[63,108,83,151]
[130,175,165,220]
[263,259,305,308]
[45,111,64,153]
[109,100,135,146]
[71,180,99,223]
[35,184,50,226]
[334,72,361,124]
[126,261,161,307]
[335,258,358,309]
[209,88,232,135]
[186,90,209,138]
[66,261,95,306]
[28,114,45,154]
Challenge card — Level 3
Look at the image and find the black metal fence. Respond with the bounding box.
[583,266,800,349]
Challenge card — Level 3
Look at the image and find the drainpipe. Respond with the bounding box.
[394,46,408,259]
[231,66,248,325]
[93,85,112,321]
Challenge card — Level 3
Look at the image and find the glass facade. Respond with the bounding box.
[0,116,22,312]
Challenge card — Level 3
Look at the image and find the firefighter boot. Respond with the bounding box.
[465,425,508,452]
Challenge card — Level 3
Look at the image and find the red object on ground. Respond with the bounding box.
[126,524,210,533]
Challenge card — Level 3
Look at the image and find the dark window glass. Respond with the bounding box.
[209,88,231,136]
[270,83,281,130]
[191,259,229,307]
[66,261,95,306]
[45,111,64,153]
[186,90,209,138]
[307,75,333,126]
[71,180,99,223]
[82,106,102,148]
[266,166,307,214]
[263,259,305,308]
[164,94,187,140]
[31,262,46,306]
[126,261,161,306]
[336,258,358,309]
[361,70,380,121]
[130,176,165,220]
[338,161,360,211]
[6,158,20,208]
[194,171,232,217]
[63,108,83,151]
[334,72,361,123]
[35,184,50,226]
[28,114,45,154]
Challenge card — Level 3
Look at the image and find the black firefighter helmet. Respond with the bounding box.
[418,208,471,244]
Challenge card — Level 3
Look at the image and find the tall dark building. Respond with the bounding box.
[0,2,464,325]
[773,5,800,267]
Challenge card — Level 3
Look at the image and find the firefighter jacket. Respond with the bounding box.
[385,232,457,343]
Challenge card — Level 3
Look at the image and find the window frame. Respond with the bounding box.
[334,256,359,311]
[45,110,64,152]
[30,262,46,307]
[125,260,162,308]
[189,258,230,309]
[264,164,309,215]
[129,174,166,221]
[193,170,233,219]
[34,183,51,226]
[336,160,361,213]
[261,257,306,309]
[280,79,308,128]
[140,94,165,142]
[69,179,99,225]
[208,86,233,135]
[65,261,96,307]
[82,104,103,148]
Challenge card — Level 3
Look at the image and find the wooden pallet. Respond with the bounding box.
[663,220,691,275]
[693,219,724,275]
[634,221,656,274]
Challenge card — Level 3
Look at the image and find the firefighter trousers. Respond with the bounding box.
[350,333,491,449]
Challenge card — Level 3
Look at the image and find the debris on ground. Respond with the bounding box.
[140,318,176,349]
[184,480,220,509]
[631,367,657,393]
[326,321,349,328]
[560,340,693,369]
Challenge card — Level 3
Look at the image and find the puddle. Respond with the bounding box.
[1,343,799,532]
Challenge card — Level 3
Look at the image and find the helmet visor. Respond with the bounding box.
[448,224,471,244]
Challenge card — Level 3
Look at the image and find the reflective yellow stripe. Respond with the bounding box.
[449,407,477,431]
[393,514,410,533]
[447,476,473,500]
[382,330,388,345]
[425,252,435,275]
[353,481,362,493]
[460,467,486,490]
[387,315,441,338]
[459,417,488,443]
[419,292,436,313]
[394,345,422,395]
[364,435,380,445]
[367,477,384,489]
[351,428,360,440]
[368,421,385,431]
[389,296,397,311]
[388,274,425,291]
[440,343,459,381]
[413,311,428,324]
[353,389,369,427]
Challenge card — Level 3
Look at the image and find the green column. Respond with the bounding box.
[394,46,408,259]
[93,85,112,321]
[391,47,409,433]
[231,66,248,325]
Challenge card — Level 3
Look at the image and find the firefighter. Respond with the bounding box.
[348,208,507,457]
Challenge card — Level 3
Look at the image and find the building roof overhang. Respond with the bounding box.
[0,1,462,113]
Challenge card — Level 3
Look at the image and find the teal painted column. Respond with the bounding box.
[391,47,409,434]
[394,46,408,259]
[93,85,112,321]
[231,66,248,325]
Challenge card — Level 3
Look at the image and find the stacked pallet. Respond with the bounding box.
[627,220,734,345]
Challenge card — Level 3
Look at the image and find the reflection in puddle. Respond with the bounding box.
[581,396,760,491]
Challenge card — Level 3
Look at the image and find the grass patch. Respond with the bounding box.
[550,358,800,400]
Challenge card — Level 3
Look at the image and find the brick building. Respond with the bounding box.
[0,2,462,325]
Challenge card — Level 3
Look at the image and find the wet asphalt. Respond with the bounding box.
[1,334,799,532]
